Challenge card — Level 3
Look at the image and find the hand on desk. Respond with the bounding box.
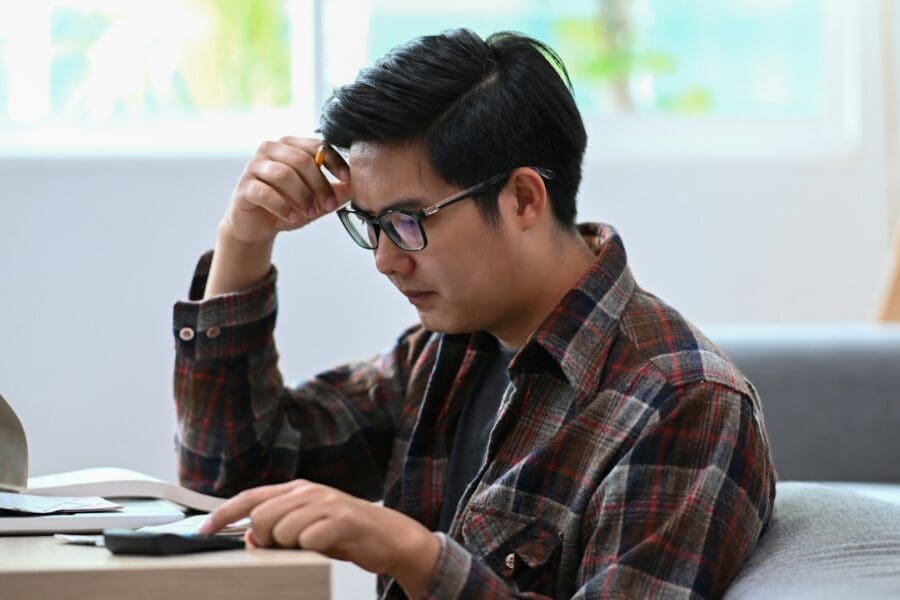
[199,480,440,598]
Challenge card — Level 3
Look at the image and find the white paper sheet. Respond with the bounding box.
[0,491,122,515]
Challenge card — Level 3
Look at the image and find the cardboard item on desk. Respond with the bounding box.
[0,392,28,493]
[0,393,224,534]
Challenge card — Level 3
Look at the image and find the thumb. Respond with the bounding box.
[331,180,352,208]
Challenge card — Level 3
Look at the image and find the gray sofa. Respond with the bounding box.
[708,325,900,599]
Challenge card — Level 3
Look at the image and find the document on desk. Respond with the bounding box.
[0,491,122,515]
[0,498,184,534]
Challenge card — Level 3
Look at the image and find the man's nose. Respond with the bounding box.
[374,234,415,277]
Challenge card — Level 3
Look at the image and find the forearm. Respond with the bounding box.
[174,248,285,495]
[204,221,275,298]
[174,309,286,495]
[174,253,412,499]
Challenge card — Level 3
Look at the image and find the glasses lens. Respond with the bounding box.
[382,213,424,250]
[339,210,377,249]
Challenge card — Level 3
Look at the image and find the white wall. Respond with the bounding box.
[0,5,892,598]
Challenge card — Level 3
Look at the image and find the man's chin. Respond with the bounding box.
[416,312,478,335]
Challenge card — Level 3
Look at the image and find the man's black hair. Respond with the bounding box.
[318,29,587,228]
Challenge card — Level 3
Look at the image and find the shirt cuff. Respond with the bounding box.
[420,533,510,600]
[172,250,278,360]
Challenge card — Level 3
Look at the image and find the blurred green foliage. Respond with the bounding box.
[552,0,713,114]
[182,0,291,110]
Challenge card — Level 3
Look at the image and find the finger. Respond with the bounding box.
[264,138,343,215]
[318,144,351,182]
[331,180,352,208]
[247,483,326,547]
[239,178,301,224]
[275,137,349,217]
[244,527,258,548]
[258,142,334,213]
[301,178,353,221]
[269,501,333,549]
[297,516,347,556]
[200,481,296,534]
[279,136,350,182]
[245,159,311,217]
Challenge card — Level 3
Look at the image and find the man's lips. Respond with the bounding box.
[400,290,435,305]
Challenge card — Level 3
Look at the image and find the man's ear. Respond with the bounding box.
[506,167,550,231]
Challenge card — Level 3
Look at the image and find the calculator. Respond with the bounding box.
[103,529,246,555]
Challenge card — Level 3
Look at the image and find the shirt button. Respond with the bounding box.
[206,326,221,339]
[504,552,516,571]
[178,327,195,341]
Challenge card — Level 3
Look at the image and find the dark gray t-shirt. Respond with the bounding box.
[438,346,517,533]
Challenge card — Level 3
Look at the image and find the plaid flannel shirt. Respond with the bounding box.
[173,222,775,599]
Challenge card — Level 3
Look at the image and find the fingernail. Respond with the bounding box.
[288,210,300,223]
[325,195,337,211]
[198,518,213,534]
[339,167,350,181]
[306,206,318,218]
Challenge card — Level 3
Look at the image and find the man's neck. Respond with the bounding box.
[492,232,597,349]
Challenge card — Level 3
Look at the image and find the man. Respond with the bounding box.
[176,29,775,598]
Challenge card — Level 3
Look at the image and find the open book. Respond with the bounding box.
[27,467,225,513]
[1,392,225,533]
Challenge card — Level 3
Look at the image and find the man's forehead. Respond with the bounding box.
[347,141,442,212]
[348,140,428,181]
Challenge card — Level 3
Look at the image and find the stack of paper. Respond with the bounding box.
[0,492,122,515]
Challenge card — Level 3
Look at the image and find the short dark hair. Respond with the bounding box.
[318,29,587,228]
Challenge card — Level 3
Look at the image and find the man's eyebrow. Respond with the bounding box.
[350,197,428,215]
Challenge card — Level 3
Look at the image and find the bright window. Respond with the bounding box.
[330,0,826,119]
[0,0,862,157]
[0,0,312,155]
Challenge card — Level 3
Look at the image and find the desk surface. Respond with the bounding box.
[0,535,330,600]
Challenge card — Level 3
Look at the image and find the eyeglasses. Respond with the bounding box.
[336,167,554,252]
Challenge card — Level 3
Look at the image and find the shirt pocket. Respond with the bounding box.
[459,504,563,596]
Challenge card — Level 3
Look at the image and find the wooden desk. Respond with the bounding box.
[0,536,330,600]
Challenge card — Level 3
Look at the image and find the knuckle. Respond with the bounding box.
[335,505,352,522]
[247,180,269,202]
[258,140,277,155]
[289,147,313,168]
[271,527,294,548]
[249,507,267,528]
[263,160,291,181]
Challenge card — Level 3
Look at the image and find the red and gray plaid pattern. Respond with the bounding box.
[173,223,775,599]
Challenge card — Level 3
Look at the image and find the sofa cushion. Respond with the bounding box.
[725,481,900,599]
[708,325,900,482]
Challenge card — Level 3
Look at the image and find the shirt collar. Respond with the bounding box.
[515,222,637,396]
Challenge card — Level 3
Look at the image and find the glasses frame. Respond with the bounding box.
[336,166,554,252]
